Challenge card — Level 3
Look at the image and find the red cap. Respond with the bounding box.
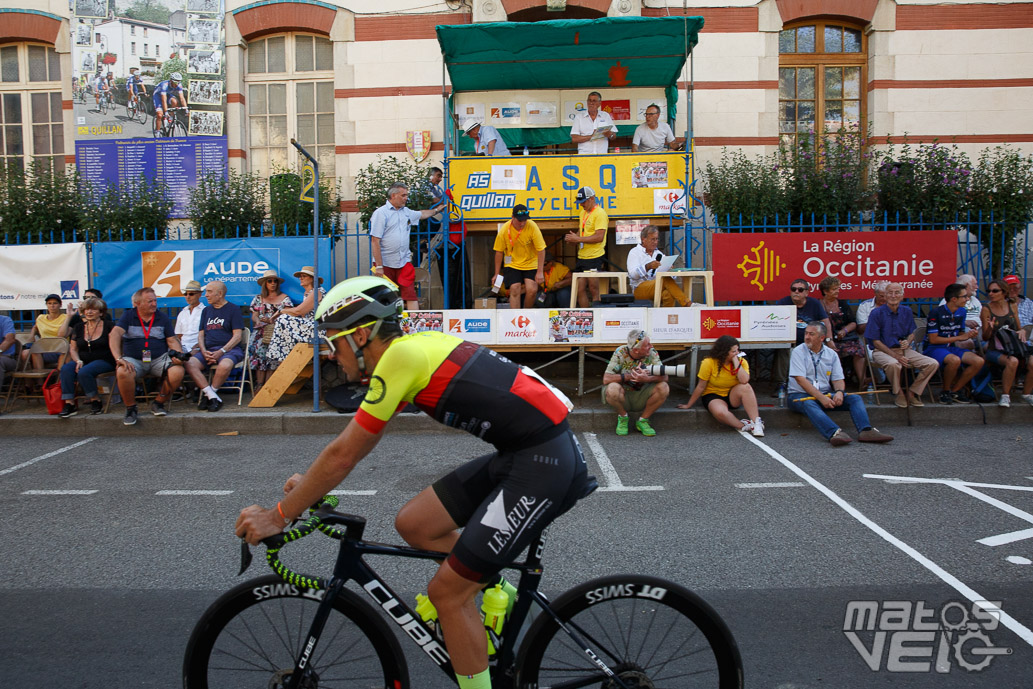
[1003,274,1021,285]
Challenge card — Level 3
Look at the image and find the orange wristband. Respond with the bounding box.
[276,501,290,525]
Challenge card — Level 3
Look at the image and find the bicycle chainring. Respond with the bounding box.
[602,668,655,689]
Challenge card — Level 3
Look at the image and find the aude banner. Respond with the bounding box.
[0,244,89,309]
[712,230,957,301]
[92,238,333,308]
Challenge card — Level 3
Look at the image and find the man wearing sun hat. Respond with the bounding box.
[463,120,510,157]
[175,280,205,354]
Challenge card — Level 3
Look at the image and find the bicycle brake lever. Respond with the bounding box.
[238,539,253,576]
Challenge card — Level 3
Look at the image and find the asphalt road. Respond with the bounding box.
[74,98,152,139]
[2,423,1032,687]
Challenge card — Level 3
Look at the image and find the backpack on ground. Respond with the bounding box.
[969,365,997,403]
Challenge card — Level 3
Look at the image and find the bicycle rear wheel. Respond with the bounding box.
[183,574,410,689]
[516,574,743,689]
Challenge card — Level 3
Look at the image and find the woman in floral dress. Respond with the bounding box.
[266,266,326,369]
[249,270,292,389]
[818,276,867,390]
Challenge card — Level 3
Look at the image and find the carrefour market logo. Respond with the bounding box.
[511,315,532,329]
[737,240,786,292]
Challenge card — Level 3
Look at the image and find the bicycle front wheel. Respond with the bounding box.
[172,117,188,137]
[516,574,743,689]
[183,574,410,689]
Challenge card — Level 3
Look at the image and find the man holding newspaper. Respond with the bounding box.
[570,91,617,154]
[627,224,691,307]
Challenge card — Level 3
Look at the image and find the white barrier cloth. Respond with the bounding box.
[0,243,89,309]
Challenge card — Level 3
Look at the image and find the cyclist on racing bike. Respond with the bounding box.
[153,72,188,132]
[236,275,591,689]
[126,67,145,107]
[93,72,109,111]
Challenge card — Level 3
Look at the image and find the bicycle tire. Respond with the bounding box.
[126,102,136,120]
[515,574,743,689]
[183,574,410,689]
[172,117,188,137]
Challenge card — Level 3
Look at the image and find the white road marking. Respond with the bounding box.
[581,432,664,492]
[156,490,234,496]
[866,474,1033,493]
[21,489,98,495]
[328,490,377,496]
[736,482,806,489]
[739,433,1033,649]
[0,438,97,477]
[1007,556,1032,565]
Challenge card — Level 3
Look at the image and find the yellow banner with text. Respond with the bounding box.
[447,151,694,222]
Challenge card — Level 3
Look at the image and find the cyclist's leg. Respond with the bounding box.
[154,106,164,129]
[427,562,490,678]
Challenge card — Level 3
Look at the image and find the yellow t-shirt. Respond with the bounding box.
[543,262,570,291]
[493,219,547,271]
[35,313,68,339]
[698,356,749,397]
[577,206,608,260]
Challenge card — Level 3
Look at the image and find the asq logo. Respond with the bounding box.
[60,280,80,300]
[142,251,194,298]
[737,240,786,292]
[465,319,490,333]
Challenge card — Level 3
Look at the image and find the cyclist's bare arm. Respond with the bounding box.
[236,419,385,544]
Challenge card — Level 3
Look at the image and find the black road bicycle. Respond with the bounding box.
[154,106,188,138]
[126,94,147,124]
[183,495,744,688]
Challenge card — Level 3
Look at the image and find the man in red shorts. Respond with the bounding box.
[370,181,445,310]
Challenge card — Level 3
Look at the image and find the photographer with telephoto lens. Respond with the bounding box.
[678,335,765,436]
[602,329,669,437]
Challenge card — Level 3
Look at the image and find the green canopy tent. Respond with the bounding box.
[435,15,704,151]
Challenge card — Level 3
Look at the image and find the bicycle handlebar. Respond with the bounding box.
[240,495,369,591]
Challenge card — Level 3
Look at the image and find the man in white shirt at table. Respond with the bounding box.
[632,104,683,153]
[569,91,616,155]
[627,224,690,307]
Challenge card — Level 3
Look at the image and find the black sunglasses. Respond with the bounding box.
[988,288,1003,293]
[790,287,809,292]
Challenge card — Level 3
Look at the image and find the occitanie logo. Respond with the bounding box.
[737,240,786,292]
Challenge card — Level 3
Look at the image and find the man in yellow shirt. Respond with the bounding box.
[493,204,547,309]
[538,253,573,308]
[564,186,608,307]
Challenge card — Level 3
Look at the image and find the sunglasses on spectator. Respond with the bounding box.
[988,288,1003,293]
[790,287,808,292]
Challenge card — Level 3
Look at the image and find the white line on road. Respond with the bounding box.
[21,489,98,495]
[739,432,1033,650]
[736,482,806,489]
[581,432,664,492]
[0,438,97,477]
[156,490,234,496]
[329,490,377,496]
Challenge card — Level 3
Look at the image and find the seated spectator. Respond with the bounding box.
[267,267,326,367]
[677,335,764,436]
[980,278,1033,408]
[866,282,938,407]
[0,313,16,409]
[57,297,115,417]
[58,288,110,339]
[109,287,186,426]
[773,279,831,383]
[25,293,69,369]
[463,121,511,156]
[788,322,893,446]
[1004,274,1033,336]
[537,253,573,308]
[627,225,690,307]
[601,329,669,437]
[631,104,683,152]
[175,280,205,356]
[249,271,292,390]
[855,280,888,336]
[817,276,866,390]
[938,274,982,350]
[925,283,984,404]
[492,204,546,309]
[186,281,244,412]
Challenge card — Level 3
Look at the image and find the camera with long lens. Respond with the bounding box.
[168,349,193,362]
[645,364,687,377]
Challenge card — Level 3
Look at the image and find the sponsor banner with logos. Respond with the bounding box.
[746,305,796,341]
[699,308,743,339]
[91,238,332,308]
[444,309,495,343]
[497,310,546,344]
[713,230,957,301]
[596,307,648,343]
[547,309,595,343]
[448,152,691,222]
[0,244,90,310]
[401,311,444,334]
[648,307,700,342]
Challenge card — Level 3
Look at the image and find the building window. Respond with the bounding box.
[144,44,149,56]
[143,27,148,37]
[0,43,63,172]
[131,42,136,56]
[130,25,136,36]
[246,34,335,179]
[779,21,865,149]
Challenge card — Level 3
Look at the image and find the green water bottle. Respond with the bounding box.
[481,583,509,655]
[415,593,439,638]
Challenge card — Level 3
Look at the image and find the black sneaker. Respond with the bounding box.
[123,406,138,426]
[198,395,210,410]
[953,389,973,404]
[151,401,167,416]
[89,400,103,415]
[207,397,224,412]
[938,391,954,405]
[58,402,78,418]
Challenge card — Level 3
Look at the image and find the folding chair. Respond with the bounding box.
[0,340,23,408]
[212,327,254,405]
[3,337,69,411]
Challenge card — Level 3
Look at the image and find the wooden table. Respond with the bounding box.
[652,270,714,307]
[569,272,629,307]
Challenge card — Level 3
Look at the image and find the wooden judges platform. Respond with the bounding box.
[250,294,797,408]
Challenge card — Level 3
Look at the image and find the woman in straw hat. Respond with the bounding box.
[266,266,326,367]
[249,270,292,388]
